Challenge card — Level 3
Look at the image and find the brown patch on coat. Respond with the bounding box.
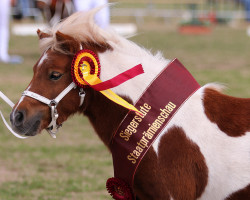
[225,184,250,200]
[83,41,113,53]
[132,126,208,199]
[134,148,171,200]
[82,89,130,145]
[55,31,81,54]
[203,88,250,137]
[158,126,208,200]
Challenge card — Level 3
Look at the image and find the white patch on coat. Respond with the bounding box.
[38,51,48,67]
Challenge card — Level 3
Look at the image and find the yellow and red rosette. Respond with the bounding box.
[71,49,101,88]
[71,49,144,114]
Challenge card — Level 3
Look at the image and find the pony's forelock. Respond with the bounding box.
[39,7,116,54]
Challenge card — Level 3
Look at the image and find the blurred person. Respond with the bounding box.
[240,0,250,21]
[73,0,110,28]
[0,0,23,63]
[245,0,250,21]
[17,0,35,18]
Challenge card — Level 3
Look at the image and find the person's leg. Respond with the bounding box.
[0,0,23,64]
[0,0,10,62]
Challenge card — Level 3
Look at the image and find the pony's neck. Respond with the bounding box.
[83,89,129,147]
[83,35,169,147]
[99,36,170,103]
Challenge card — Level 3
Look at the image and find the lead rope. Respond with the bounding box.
[0,91,27,139]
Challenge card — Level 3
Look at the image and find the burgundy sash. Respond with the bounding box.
[107,59,200,199]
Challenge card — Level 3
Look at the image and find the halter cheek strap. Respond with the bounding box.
[22,82,85,138]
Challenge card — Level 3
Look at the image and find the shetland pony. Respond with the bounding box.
[9,9,250,200]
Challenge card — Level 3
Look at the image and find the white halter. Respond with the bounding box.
[22,82,85,138]
[0,82,85,139]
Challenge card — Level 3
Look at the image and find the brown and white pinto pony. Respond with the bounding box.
[10,9,250,200]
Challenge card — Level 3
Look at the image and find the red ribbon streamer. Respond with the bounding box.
[91,64,144,91]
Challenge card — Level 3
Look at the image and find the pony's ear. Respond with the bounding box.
[55,31,80,54]
[37,29,51,40]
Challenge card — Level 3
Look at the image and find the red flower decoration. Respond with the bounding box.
[106,177,134,200]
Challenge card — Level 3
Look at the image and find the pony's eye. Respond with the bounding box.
[49,71,62,80]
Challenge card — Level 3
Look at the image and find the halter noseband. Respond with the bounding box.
[22,82,85,138]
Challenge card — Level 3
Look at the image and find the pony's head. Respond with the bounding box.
[10,10,114,137]
[10,8,168,140]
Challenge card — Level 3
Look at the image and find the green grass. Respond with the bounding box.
[0,23,249,200]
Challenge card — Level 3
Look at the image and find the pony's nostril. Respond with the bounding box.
[14,111,25,126]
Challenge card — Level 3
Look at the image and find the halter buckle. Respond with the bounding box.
[49,100,58,108]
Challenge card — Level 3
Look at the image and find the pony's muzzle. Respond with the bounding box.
[10,109,41,136]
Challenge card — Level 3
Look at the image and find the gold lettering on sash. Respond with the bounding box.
[119,103,151,141]
[126,102,176,164]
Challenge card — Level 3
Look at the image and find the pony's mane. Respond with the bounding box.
[39,7,116,54]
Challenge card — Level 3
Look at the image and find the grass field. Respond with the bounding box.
[0,23,249,200]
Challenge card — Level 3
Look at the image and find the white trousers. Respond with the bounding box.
[73,0,110,28]
[0,0,10,61]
